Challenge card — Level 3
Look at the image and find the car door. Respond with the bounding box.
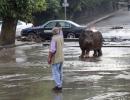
[42,21,56,39]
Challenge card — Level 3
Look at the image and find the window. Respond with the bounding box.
[45,22,56,28]
[59,21,71,28]
[64,22,71,28]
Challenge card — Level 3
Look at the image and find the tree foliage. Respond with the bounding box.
[32,0,61,25]
[35,0,118,22]
[0,0,46,21]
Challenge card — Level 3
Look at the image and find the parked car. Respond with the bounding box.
[21,20,86,40]
[16,21,33,37]
[0,20,33,37]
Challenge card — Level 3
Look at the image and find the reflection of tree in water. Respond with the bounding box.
[0,48,15,63]
[22,45,48,63]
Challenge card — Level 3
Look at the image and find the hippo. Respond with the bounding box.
[79,30,103,58]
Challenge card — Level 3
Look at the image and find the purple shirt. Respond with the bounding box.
[50,30,63,53]
[50,39,56,53]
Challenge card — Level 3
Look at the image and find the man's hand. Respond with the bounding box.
[48,52,53,64]
[48,57,51,64]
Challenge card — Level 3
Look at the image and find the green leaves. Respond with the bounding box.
[46,0,61,14]
[0,0,46,21]
[32,0,47,12]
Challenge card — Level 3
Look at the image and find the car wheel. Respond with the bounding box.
[28,33,37,41]
[67,33,76,39]
[35,35,43,42]
[28,33,43,42]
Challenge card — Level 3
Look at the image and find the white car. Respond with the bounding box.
[0,20,33,37]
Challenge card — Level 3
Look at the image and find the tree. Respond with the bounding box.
[33,0,61,26]
[0,0,46,45]
[67,0,119,20]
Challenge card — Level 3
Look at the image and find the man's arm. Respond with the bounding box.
[48,52,54,64]
[48,39,56,64]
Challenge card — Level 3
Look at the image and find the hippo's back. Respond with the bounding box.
[79,30,103,50]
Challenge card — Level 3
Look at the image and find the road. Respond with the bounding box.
[0,8,130,100]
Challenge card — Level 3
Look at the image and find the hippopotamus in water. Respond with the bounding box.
[79,30,103,58]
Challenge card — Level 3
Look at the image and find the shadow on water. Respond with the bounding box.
[79,56,102,62]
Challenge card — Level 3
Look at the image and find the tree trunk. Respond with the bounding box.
[0,17,17,46]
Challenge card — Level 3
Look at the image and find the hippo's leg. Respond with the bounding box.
[97,49,102,56]
[85,50,89,58]
[80,49,85,58]
[93,50,98,57]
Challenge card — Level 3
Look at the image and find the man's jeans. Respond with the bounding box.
[52,62,63,88]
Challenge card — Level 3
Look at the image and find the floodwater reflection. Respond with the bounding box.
[85,92,130,100]
[0,48,16,63]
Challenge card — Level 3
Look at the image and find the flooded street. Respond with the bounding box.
[0,8,130,100]
[0,41,130,100]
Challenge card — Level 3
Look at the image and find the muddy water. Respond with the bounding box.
[0,42,130,100]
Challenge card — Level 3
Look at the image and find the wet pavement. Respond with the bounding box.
[0,8,130,100]
[0,42,130,100]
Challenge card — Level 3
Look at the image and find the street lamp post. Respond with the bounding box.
[62,0,69,20]
[64,5,67,20]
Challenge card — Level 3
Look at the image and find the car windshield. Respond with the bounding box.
[44,22,56,28]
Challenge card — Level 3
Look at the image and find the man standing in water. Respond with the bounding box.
[48,25,64,91]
